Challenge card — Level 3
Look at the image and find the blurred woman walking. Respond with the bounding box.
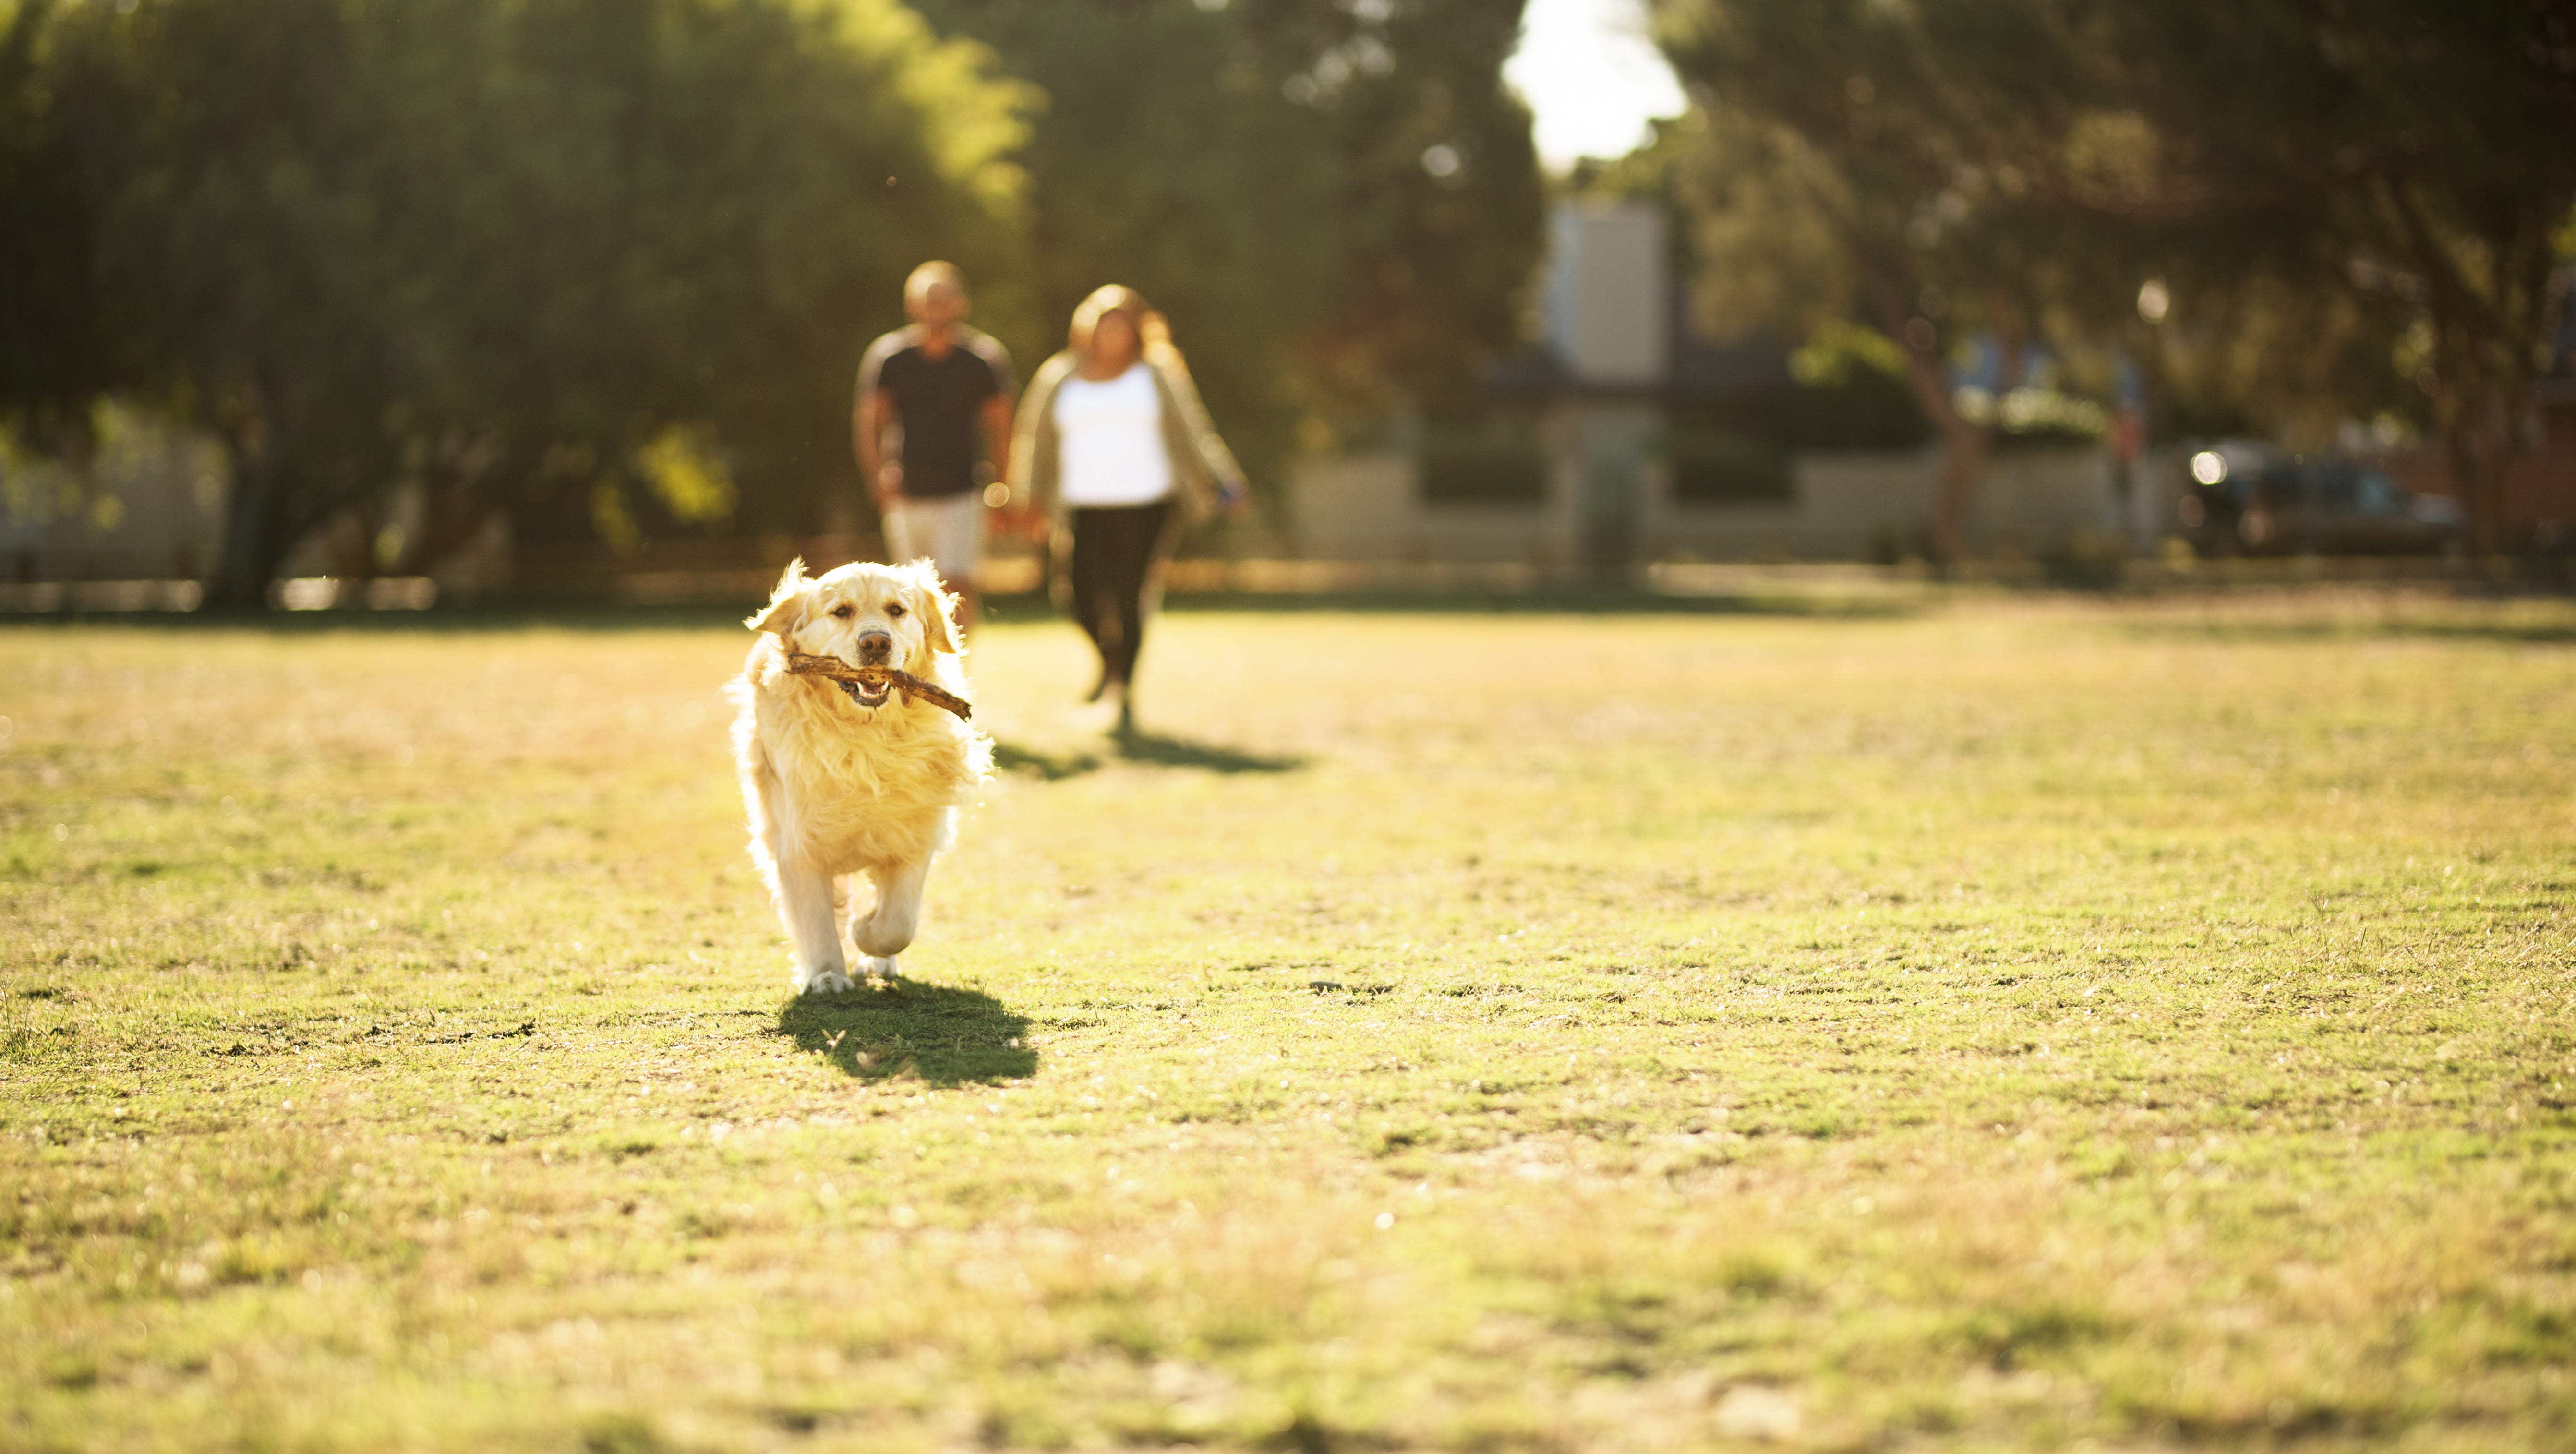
[1007,286,1245,731]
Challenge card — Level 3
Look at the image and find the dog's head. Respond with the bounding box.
[746,558,960,709]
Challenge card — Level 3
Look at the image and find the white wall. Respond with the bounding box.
[0,407,228,581]
[1544,200,1668,387]
[1289,450,1577,569]
[1288,441,2125,565]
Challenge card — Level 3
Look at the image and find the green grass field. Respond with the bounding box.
[4,589,2573,1453]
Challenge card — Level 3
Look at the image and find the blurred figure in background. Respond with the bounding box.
[1009,285,1247,730]
[855,261,1017,635]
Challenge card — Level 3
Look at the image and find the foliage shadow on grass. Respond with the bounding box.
[0,602,758,634]
[0,588,1931,631]
[772,981,1035,1085]
[2126,616,2576,647]
[0,584,1929,632]
[1160,587,1926,618]
[2409,619,2576,644]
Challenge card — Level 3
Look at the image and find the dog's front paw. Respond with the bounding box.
[798,967,855,996]
[859,955,902,983]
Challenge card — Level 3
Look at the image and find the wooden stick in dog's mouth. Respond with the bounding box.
[784,653,973,721]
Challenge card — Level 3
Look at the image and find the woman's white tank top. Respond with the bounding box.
[1054,364,1173,508]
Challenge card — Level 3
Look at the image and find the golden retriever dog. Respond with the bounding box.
[729,559,992,993]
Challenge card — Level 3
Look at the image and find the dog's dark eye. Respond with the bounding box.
[885,601,907,618]
[830,604,855,619]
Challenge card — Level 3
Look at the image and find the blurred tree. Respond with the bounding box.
[1649,0,2133,563]
[1238,0,1545,422]
[2092,1,2576,554]
[12,0,1027,607]
[0,0,106,456]
[2131,264,2426,451]
[45,0,425,607]
[436,0,1033,559]
[911,0,1542,496]
[1652,0,2576,557]
[906,0,1343,495]
[8,0,1541,595]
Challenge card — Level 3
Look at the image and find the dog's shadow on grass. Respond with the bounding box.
[991,740,1103,780]
[772,982,1035,1085]
[991,728,1303,781]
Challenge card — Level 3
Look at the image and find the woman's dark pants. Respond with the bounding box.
[1068,502,1171,689]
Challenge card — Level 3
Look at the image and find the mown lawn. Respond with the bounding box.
[2,588,2572,1453]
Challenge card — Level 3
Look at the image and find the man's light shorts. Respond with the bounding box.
[883,492,983,584]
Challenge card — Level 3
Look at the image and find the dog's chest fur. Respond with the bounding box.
[733,643,987,872]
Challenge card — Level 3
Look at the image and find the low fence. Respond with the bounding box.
[1287,445,2169,566]
[6,553,2564,617]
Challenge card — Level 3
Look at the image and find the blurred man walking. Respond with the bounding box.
[855,261,1016,633]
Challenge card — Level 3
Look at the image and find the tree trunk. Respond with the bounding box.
[205,448,287,613]
[1898,351,1986,568]
[394,441,506,577]
[2424,304,2512,558]
[2380,173,2547,559]
[1871,288,1982,566]
[202,362,388,610]
[1929,413,1992,566]
[319,505,381,583]
[205,362,301,612]
[2438,398,2508,559]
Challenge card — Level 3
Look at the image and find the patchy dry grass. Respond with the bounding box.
[2,588,2573,1452]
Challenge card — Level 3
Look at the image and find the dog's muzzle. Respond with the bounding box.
[839,630,898,707]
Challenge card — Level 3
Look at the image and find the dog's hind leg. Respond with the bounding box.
[852,856,930,978]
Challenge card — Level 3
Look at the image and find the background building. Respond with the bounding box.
[1285,199,2144,574]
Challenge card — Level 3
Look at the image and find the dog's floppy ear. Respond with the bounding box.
[746,558,809,636]
[908,561,960,656]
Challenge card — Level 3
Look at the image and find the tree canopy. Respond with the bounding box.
[1648,0,2576,557]
[3,0,1036,604]
[1,0,1544,602]
[909,0,1542,478]
[2095,0,2576,553]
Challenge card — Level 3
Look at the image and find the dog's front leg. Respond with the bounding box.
[852,857,930,979]
[778,854,852,994]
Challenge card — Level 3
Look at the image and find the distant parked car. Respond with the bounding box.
[2176,444,2464,555]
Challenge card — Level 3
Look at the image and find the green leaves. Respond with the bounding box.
[8,0,1033,600]
[910,0,1543,485]
[1649,0,2576,552]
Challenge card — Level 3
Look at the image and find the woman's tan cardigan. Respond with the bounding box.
[1005,351,1246,528]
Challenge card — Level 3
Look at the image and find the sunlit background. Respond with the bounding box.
[1506,0,1688,168]
[5,3,2576,1448]
[0,0,2569,610]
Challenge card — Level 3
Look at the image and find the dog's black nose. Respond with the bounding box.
[856,630,893,663]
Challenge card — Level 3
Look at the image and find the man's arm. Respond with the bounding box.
[858,392,899,507]
[981,393,1043,541]
[855,337,901,507]
[851,385,874,482]
[980,394,1013,491]
[972,335,1037,537]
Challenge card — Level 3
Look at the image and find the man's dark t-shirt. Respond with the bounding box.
[856,325,1016,500]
